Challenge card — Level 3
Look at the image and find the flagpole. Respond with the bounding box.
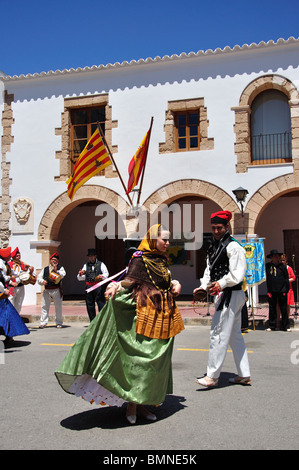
[97,123,133,207]
[137,116,154,206]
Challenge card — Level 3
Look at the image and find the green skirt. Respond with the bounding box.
[55,291,174,406]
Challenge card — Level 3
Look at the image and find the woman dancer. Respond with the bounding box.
[55,225,184,424]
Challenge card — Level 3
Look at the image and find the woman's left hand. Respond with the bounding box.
[104,284,117,301]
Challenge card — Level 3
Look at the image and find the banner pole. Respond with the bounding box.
[97,123,133,207]
[137,117,154,205]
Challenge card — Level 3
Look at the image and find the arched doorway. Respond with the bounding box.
[142,179,238,295]
[36,186,130,302]
[58,200,126,299]
[255,190,299,298]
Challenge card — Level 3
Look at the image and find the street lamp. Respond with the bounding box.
[232,187,248,216]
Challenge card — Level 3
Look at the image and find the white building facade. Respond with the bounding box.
[1,37,299,306]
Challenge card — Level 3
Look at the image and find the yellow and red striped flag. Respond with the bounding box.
[66,128,112,200]
[126,122,152,195]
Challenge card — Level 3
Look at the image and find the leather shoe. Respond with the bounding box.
[229,376,251,385]
[126,403,137,424]
[195,376,219,387]
[137,405,157,421]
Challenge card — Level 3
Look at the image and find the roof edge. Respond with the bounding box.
[2,36,299,81]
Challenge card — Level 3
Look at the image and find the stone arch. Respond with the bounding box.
[232,74,299,174]
[141,179,242,232]
[34,185,130,304]
[38,185,130,242]
[239,74,299,107]
[245,173,297,233]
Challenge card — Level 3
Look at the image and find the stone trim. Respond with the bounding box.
[142,179,241,233]
[232,74,299,174]
[159,98,214,154]
[54,94,118,181]
[245,173,298,234]
[0,91,14,247]
[37,185,130,241]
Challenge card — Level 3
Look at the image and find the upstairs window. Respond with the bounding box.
[251,90,292,165]
[175,110,200,151]
[70,106,106,169]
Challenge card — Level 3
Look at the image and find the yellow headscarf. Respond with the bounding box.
[137,224,163,254]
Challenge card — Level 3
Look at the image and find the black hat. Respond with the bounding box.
[87,248,97,256]
[266,249,283,259]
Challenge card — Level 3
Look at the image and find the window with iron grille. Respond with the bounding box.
[251,90,292,165]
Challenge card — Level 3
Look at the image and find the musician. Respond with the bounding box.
[8,247,35,313]
[37,252,66,328]
[193,210,251,387]
[0,246,18,290]
[0,246,30,346]
[77,248,109,321]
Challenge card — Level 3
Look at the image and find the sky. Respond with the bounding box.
[1,0,299,77]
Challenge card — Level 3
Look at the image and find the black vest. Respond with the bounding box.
[44,265,62,287]
[207,232,233,282]
[86,260,102,283]
[207,232,243,310]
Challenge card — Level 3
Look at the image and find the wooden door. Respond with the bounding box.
[95,237,125,277]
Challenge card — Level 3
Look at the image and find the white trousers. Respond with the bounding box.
[9,285,25,313]
[207,290,250,379]
[40,288,63,326]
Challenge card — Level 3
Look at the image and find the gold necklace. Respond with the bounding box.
[142,255,169,280]
[142,256,171,296]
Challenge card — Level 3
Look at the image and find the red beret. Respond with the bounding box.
[0,246,11,258]
[50,252,59,260]
[211,211,232,224]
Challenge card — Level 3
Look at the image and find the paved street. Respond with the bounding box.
[1,321,299,451]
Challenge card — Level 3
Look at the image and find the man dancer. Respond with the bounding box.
[193,210,251,387]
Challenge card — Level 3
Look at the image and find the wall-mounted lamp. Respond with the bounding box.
[232,187,248,216]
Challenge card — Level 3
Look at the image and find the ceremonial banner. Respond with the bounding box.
[67,128,112,200]
[241,239,266,286]
[126,123,152,195]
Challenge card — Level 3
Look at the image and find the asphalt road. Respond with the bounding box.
[1,322,299,451]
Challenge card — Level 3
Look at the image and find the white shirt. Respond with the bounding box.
[9,261,36,285]
[0,258,11,284]
[37,265,66,286]
[200,240,246,291]
[77,260,109,282]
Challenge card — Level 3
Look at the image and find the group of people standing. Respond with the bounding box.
[38,248,111,328]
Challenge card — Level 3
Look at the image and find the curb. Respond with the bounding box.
[21,313,299,330]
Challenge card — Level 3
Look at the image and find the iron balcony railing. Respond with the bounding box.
[251,131,292,163]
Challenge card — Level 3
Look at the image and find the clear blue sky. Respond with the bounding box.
[2,0,299,77]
